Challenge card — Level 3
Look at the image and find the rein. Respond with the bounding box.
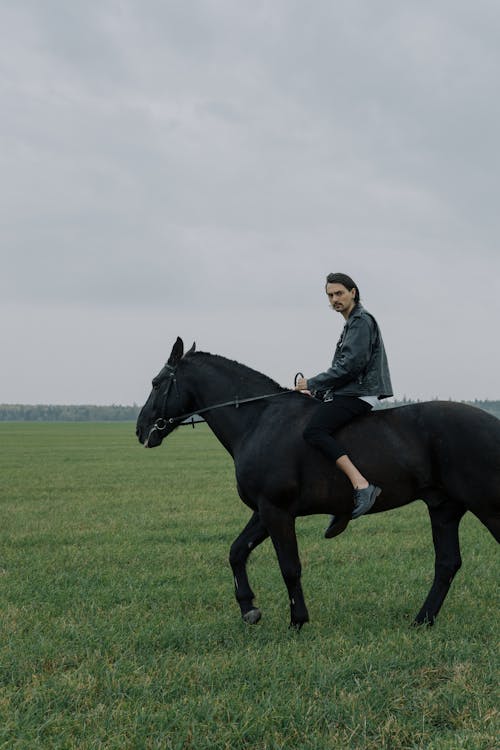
[153,389,294,432]
[145,368,304,444]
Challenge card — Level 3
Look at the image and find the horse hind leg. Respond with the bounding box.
[414,493,466,626]
[229,511,269,624]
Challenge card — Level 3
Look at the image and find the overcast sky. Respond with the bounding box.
[2,0,499,405]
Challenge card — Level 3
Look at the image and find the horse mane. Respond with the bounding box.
[190,351,287,394]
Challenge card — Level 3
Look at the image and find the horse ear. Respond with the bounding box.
[186,342,196,355]
[168,337,184,365]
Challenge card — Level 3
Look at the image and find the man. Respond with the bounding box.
[295,272,393,538]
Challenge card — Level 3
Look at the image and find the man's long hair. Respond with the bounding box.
[325,272,360,303]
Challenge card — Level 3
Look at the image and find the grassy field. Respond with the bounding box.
[0,422,498,749]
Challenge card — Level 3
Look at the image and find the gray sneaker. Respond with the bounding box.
[352,484,381,519]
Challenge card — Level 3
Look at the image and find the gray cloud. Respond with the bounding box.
[1,1,499,403]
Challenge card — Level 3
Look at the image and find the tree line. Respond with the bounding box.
[376,398,500,419]
[0,400,499,422]
[0,404,140,422]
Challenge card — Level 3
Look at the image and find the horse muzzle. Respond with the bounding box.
[142,418,170,448]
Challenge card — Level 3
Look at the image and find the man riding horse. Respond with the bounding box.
[295,272,393,537]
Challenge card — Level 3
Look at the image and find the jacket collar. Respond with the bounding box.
[346,302,364,321]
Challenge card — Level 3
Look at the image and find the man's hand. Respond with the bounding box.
[294,377,309,391]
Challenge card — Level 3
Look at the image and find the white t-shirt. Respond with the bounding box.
[359,395,378,408]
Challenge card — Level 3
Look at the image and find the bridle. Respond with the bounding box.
[146,364,180,440]
[144,365,303,445]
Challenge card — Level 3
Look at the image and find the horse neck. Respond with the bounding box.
[182,353,283,456]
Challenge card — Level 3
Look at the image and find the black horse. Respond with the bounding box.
[136,337,500,629]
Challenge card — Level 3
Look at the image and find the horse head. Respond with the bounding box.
[136,337,196,448]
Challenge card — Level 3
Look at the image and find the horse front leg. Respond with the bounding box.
[414,496,466,626]
[229,511,269,624]
[259,502,309,629]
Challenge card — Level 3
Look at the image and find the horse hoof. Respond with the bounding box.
[324,515,350,539]
[243,608,262,625]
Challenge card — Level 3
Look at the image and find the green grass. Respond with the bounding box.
[0,422,498,749]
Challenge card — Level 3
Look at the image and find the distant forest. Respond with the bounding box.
[0,404,140,422]
[1,400,499,421]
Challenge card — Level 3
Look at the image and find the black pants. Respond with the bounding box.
[303,396,373,462]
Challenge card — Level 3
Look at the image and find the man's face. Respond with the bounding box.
[326,282,357,317]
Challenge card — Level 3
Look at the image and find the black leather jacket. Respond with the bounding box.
[307,303,393,400]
